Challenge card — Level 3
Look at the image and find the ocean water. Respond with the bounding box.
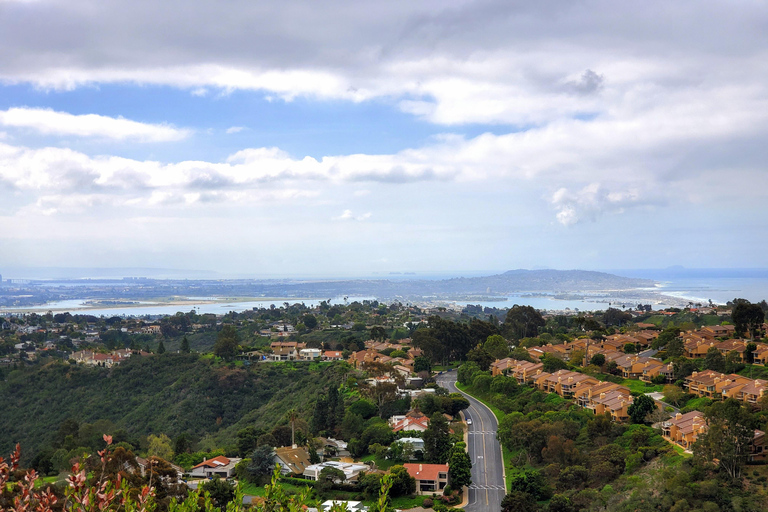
[654,277,768,305]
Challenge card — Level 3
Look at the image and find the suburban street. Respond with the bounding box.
[436,371,506,512]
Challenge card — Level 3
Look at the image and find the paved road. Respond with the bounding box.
[436,371,506,512]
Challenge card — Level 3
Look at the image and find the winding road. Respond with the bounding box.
[436,371,506,512]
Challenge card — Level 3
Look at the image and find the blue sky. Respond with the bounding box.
[0,0,767,277]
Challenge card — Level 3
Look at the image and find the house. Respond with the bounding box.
[490,358,518,376]
[752,344,768,365]
[685,370,744,399]
[319,500,367,512]
[189,456,241,478]
[639,361,674,383]
[590,390,634,422]
[299,348,322,360]
[535,370,599,398]
[662,411,707,449]
[511,361,544,385]
[274,446,312,476]
[323,350,344,361]
[396,437,425,456]
[751,430,767,462]
[403,463,449,494]
[269,341,307,361]
[391,415,430,433]
[303,461,368,482]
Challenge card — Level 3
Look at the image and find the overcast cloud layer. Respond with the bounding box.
[0,0,766,276]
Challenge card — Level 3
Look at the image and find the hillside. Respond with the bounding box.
[0,355,348,460]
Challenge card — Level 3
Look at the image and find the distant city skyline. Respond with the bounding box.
[1,1,767,275]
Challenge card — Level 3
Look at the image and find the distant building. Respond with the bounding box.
[189,456,241,478]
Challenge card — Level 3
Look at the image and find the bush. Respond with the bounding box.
[422,498,434,508]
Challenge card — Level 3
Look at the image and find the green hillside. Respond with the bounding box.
[0,354,348,460]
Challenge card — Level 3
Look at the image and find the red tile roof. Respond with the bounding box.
[403,463,448,482]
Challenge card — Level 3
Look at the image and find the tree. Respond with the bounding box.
[665,337,684,358]
[501,491,540,512]
[180,336,191,353]
[627,395,657,425]
[388,465,416,497]
[156,340,166,354]
[423,412,452,463]
[590,353,605,367]
[448,442,472,489]
[694,398,755,480]
[302,314,318,330]
[508,469,551,501]
[370,326,387,341]
[662,385,685,407]
[466,347,494,371]
[541,354,568,373]
[602,308,631,327]
[340,411,365,440]
[247,445,276,483]
[483,334,509,360]
[213,325,239,359]
[703,346,725,373]
[200,476,236,509]
[147,433,174,461]
[457,361,481,385]
[348,399,377,419]
[286,409,299,447]
[732,300,765,339]
[317,466,346,491]
[503,306,545,340]
[413,356,432,374]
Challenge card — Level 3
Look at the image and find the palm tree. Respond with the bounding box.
[286,409,299,447]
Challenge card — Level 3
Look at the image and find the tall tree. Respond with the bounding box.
[286,409,298,447]
[483,334,510,360]
[694,398,755,481]
[627,395,657,425]
[247,445,276,483]
[423,412,452,464]
[180,336,191,353]
[213,325,239,359]
[503,305,545,340]
[156,340,166,354]
[732,300,765,339]
[448,442,472,489]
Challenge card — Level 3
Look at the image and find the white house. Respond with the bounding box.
[303,461,368,482]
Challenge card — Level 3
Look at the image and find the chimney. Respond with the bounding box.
[419,464,423,472]
[600,393,606,399]
[676,413,682,420]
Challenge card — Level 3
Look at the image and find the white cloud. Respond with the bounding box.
[333,209,371,221]
[0,107,190,142]
[226,126,246,134]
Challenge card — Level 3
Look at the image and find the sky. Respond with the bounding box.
[1,0,767,278]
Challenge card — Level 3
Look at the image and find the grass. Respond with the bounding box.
[455,382,512,490]
[738,365,768,380]
[621,379,664,394]
[360,453,396,471]
[389,495,428,509]
[670,444,691,457]
[239,481,313,497]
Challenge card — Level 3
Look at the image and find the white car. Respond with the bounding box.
[466,418,472,425]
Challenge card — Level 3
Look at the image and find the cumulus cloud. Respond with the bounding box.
[226,126,246,134]
[0,107,190,142]
[551,184,630,226]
